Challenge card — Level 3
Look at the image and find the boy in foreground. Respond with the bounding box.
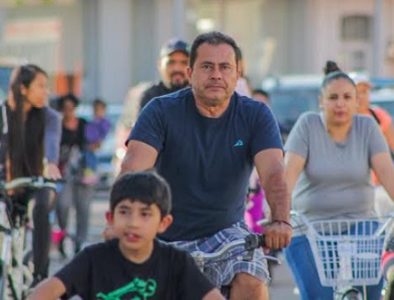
[28,171,223,300]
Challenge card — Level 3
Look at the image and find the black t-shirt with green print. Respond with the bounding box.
[56,239,214,300]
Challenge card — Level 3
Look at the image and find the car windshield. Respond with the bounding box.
[269,88,320,132]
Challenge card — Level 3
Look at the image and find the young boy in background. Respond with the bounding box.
[82,98,111,185]
[28,171,223,300]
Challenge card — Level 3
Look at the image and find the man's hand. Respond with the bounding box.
[44,162,62,180]
[264,221,292,249]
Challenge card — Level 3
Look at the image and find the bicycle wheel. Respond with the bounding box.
[6,224,27,299]
[0,262,8,300]
[0,233,13,300]
[22,249,34,290]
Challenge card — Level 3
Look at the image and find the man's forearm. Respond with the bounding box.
[263,171,291,222]
[119,141,158,175]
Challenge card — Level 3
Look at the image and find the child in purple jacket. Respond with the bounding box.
[82,99,111,185]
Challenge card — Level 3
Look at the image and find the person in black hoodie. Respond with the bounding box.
[139,38,190,111]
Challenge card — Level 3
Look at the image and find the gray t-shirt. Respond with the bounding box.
[285,112,389,222]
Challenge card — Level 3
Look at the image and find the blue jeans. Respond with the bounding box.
[285,235,383,300]
[82,150,97,171]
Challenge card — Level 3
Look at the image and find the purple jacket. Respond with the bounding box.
[85,117,111,144]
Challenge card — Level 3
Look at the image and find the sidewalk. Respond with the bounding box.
[269,253,298,299]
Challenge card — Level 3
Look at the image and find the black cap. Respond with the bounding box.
[160,38,189,57]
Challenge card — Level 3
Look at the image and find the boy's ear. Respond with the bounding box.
[105,211,114,225]
[157,214,173,234]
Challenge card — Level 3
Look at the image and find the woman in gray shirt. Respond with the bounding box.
[284,61,394,300]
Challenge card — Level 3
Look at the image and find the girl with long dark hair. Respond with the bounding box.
[5,64,62,286]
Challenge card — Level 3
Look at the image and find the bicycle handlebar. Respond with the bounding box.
[0,177,61,191]
[191,234,280,266]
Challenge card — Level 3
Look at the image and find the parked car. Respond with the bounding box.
[0,65,13,101]
[370,77,394,90]
[261,75,321,137]
[76,102,123,190]
[371,88,394,118]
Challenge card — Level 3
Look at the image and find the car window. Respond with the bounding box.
[371,89,394,119]
[270,88,320,132]
[0,66,13,101]
[370,101,394,118]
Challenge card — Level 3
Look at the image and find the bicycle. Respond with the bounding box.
[381,234,394,299]
[291,211,394,300]
[190,233,280,298]
[0,177,57,300]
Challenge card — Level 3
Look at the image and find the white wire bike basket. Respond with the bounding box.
[306,218,391,288]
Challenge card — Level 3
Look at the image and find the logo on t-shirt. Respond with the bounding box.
[233,139,244,147]
[96,278,157,300]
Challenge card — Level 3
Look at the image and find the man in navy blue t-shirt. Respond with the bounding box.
[121,31,291,299]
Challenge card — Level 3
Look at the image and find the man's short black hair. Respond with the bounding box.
[189,31,241,68]
[252,89,270,99]
[110,171,172,217]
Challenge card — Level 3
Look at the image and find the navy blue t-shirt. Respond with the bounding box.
[129,87,282,241]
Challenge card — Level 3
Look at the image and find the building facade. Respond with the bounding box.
[0,0,393,102]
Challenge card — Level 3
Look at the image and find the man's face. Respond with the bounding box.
[355,82,371,111]
[188,43,239,107]
[159,51,189,89]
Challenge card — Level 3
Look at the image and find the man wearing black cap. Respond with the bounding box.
[139,38,190,111]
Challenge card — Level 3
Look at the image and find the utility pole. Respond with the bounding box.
[372,0,384,77]
[173,0,185,38]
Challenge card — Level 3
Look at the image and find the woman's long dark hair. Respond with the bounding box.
[8,64,46,178]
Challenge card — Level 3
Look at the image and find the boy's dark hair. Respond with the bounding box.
[93,98,107,109]
[189,31,241,68]
[110,171,172,217]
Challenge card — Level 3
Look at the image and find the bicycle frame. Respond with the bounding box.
[291,211,394,300]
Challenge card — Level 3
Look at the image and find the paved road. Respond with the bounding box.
[49,190,298,299]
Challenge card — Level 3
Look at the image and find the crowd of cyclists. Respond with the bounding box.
[1,29,394,299]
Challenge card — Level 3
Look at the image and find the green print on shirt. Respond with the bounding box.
[96,278,157,300]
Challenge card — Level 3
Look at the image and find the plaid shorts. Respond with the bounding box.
[164,222,270,287]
